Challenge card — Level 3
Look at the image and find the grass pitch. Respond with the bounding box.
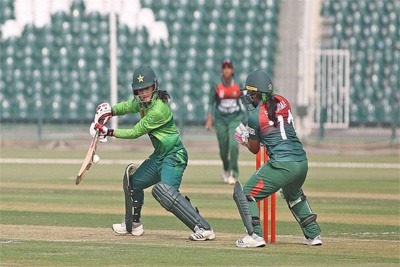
[0,146,399,266]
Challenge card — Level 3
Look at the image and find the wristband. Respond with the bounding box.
[107,129,115,137]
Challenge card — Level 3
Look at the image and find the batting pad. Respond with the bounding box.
[233,181,256,235]
[152,182,211,231]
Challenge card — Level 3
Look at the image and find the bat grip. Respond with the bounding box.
[101,117,110,125]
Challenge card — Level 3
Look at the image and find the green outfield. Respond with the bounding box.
[0,147,399,266]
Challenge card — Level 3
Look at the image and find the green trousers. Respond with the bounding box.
[243,160,321,239]
[128,148,188,221]
[214,117,242,178]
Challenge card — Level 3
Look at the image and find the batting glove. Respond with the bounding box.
[90,122,114,142]
[234,123,249,146]
[94,122,114,137]
[94,103,113,124]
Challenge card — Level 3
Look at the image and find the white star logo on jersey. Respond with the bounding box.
[138,74,144,83]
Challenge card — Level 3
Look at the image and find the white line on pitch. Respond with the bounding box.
[0,158,399,169]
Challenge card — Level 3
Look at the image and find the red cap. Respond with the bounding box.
[221,59,233,68]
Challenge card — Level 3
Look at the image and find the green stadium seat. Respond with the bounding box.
[1,0,281,123]
[83,100,95,119]
[70,0,85,16]
[0,0,14,25]
[71,15,83,35]
[1,98,13,121]
[204,0,216,12]
[0,78,4,101]
[45,93,59,119]
[322,0,399,124]
[87,12,100,36]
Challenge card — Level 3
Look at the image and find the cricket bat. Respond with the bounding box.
[76,118,109,185]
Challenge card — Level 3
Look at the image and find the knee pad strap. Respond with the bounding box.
[301,214,317,228]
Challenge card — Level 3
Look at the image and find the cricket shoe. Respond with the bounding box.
[302,235,322,246]
[189,226,216,241]
[227,174,237,185]
[236,233,266,248]
[222,171,230,184]
[112,221,144,236]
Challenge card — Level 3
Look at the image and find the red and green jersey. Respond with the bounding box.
[112,98,184,157]
[247,94,307,162]
[208,78,243,122]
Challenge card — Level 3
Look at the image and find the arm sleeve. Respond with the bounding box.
[207,84,217,114]
[113,109,167,139]
[247,114,259,140]
[111,99,140,116]
[239,97,249,124]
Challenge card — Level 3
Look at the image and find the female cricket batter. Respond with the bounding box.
[90,66,215,241]
[233,70,321,247]
[205,59,244,184]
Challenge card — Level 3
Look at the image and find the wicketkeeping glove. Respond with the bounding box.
[234,123,249,146]
[94,103,113,124]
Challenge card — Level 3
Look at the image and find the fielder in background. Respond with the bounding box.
[205,59,244,185]
[233,70,322,247]
[90,65,215,241]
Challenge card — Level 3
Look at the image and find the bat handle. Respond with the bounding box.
[102,117,110,125]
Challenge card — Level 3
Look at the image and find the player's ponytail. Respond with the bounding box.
[157,90,170,103]
[264,94,278,127]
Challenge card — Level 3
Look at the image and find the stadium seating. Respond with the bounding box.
[321,0,399,125]
[0,0,279,124]
[0,0,14,26]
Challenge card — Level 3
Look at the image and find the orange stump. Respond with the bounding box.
[256,146,276,243]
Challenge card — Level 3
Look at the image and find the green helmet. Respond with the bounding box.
[241,70,274,110]
[131,65,158,95]
[244,70,273,96]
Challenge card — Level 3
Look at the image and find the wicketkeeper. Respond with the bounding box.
[233,70,321,247]
[90,66,215,241]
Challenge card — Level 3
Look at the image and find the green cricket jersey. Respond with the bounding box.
[247,94,307,162]
[112,98,184,157]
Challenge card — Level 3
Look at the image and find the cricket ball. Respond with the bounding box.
[93,154,100,164]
